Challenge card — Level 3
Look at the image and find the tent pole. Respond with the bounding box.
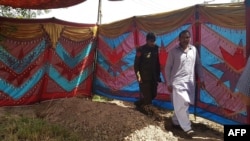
[193,4,201,121]
[97,0,102,25]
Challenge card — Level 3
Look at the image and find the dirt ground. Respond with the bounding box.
[0,96,224,141]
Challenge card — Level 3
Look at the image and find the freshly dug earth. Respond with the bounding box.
[0,96,224,141]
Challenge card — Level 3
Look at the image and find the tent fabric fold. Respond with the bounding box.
[135,6,195,34]
[99,18,134,38]
[199,3,245,29]
[0,0,86,9]
[99,7,195,36]
[0,23,45,39]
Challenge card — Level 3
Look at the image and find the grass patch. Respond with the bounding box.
[92,95,113,102]
[0,115,83,141]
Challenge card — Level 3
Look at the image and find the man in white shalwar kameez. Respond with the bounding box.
[165,30,205,138]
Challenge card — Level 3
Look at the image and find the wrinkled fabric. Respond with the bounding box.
[0,0,86,9]
[236,56,250,96]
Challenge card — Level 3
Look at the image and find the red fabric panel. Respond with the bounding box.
[0,0,86,9]
[0,40,49,106]
[0,79,45,106]
[0,17,95,106]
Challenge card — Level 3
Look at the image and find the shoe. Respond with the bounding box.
[135,105,148,115]
[134,100,141,107]
[171,123,182,130]
[142,105,154,116]
[184,129,196,139]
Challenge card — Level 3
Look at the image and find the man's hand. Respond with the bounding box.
[137,76,142,83]
[136,71,142,83]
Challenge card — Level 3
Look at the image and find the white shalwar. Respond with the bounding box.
[165,44,204,132]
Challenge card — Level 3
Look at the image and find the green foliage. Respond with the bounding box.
[92,95,113,102]
[0,115,82,141]
[0,5,50,18]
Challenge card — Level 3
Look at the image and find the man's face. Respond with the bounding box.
[179,32,191,47]
[147,39,155,47]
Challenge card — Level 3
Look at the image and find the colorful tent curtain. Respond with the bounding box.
[94,2,249,125]
[199,3,245,29]
[0,17,96,105]
[0,2,249,125]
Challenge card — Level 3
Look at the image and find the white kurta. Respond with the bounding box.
[165,44,203,132]
[165,44,203,104]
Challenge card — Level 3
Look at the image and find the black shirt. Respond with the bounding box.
[134,44,161,82]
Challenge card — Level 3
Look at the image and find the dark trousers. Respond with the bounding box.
[137,81,158,106]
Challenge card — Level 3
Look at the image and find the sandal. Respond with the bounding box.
[185,129,196,138]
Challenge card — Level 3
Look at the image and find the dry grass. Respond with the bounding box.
[0,114,82,141]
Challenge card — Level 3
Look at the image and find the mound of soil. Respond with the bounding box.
[0,96,224,141]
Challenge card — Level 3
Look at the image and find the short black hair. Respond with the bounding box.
[146,32,156,41]
[179,30,191,38]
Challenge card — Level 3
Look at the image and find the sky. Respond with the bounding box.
[37,0,233,24]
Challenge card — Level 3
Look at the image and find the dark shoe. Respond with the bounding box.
[171,123,182,130]
[135,105,148,115]
[134,100,141,107]
[142,105,153,116]
[184,129,196,139]
[135,104,153,116]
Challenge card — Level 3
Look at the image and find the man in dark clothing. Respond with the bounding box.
[133,32,161,113]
